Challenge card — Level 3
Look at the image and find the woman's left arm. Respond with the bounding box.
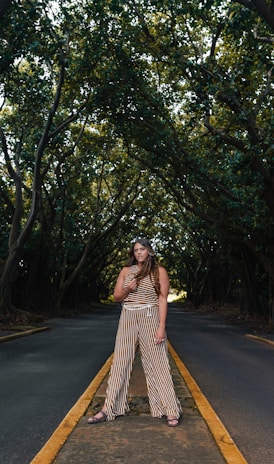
[155,266,169,344]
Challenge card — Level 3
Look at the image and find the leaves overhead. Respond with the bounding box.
[0,0,273,319]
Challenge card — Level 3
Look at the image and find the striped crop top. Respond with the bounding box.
[123,265,158,308]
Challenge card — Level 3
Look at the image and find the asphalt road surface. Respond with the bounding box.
[1,303,274,464]
[167,305,274,464]
[0,305,121,464]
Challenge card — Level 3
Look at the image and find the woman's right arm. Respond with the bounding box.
[113,267,137,302]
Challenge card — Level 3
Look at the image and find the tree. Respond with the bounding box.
[1,0,273,322]
[87,0,274,319]
[0,1,93,314]
[235,0,274,31]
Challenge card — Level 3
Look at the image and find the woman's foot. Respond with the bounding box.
[87,410,107,424]
[167,416,180,427]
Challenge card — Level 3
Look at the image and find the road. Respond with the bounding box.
[0,305,121,464]
[1,303,274,464]
[167,305,274,464]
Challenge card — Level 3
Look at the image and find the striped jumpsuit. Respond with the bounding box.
[104,265,182,421]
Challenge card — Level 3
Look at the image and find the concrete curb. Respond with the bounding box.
[0,326,51,343]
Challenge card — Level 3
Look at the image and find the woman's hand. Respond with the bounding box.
[154,326,166,345]
[113,268,138,302]
[126,278,138,294]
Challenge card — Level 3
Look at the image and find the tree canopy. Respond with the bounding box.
[0,0,273,323]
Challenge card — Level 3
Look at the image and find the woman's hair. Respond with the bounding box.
[126,238,160,295]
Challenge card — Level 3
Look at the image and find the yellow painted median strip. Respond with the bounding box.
[168,342,248,464]
[30,353,113,464]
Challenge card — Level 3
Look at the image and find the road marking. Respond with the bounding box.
[0,327,50,343]
[168,341,248,464]
[29,353,114,464]
[30,341,248,464]
[245,334,274,347]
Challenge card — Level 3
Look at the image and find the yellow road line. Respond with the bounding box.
[29,353,113,464]
[168,341,248,464]
[0,327,50,343]
[245,334,274,347]
[30,341,249,464]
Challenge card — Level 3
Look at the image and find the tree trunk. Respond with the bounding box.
[0,245,23,315]
[0,59,66,316]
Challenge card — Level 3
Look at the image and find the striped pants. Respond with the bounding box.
[104,305,182,421]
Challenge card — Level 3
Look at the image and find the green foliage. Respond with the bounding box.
[0,0,273,320]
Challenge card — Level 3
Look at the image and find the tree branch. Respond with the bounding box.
[203,118,247,151]
[234,0,274,30]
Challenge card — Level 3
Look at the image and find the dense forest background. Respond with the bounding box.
[0,0,273,324]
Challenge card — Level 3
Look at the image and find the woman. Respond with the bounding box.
[88,238,182,427]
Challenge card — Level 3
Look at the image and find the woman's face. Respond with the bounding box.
[133,242,149,264]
